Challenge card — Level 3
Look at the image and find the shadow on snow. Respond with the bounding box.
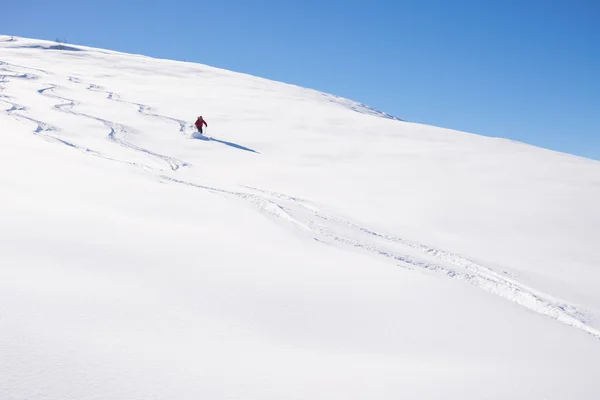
[8,44,84,52]
[192,133,259,154]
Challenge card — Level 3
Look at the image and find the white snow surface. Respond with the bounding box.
[1,36,600,399]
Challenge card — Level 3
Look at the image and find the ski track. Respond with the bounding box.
[0,70,99,152]
[1,62,189,171]
[158,175,600,340]
[0,79,151,169]
[39,83,188,171]
[239,186,600,340]
[0,60,50,74]
[3,60,599,341]
[86,83,189,135]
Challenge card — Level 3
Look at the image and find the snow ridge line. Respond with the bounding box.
[320,93,404,121]
[241,186,599,340]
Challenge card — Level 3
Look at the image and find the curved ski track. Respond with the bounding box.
[1,62,187,171]
[241,186,599,338]
[158,178,600,341]
[2,61,599,341]
[38,84,187,171]
[86,84,190,135]
[0,69,95,151]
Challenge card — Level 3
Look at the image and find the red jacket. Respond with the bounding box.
[195,117,207,129]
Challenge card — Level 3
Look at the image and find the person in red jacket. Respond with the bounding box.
[195,116,208,134]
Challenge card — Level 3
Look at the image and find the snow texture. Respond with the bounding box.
[1,36,600,399]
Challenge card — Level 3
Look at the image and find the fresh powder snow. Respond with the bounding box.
[1,35,600,399]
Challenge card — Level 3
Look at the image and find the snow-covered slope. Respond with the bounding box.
[1,36,599,399]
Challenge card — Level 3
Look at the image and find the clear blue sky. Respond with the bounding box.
[2,0,599,159]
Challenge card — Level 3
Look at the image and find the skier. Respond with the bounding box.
[195,116,208,134]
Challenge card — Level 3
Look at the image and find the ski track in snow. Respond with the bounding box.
[0,62,187,171]
[159,176,599,340]
[3,60,599,341]
[1,71,148,169]
[40,83,188,171]
[86,83,189,135]
[240,186,599,339]
[0,69,98,152]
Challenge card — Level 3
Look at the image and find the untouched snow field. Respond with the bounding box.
[1,36,599,399]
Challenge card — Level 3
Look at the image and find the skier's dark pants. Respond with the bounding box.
[197,127,203,134]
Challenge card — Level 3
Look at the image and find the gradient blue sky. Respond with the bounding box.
[2,0,599,159]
